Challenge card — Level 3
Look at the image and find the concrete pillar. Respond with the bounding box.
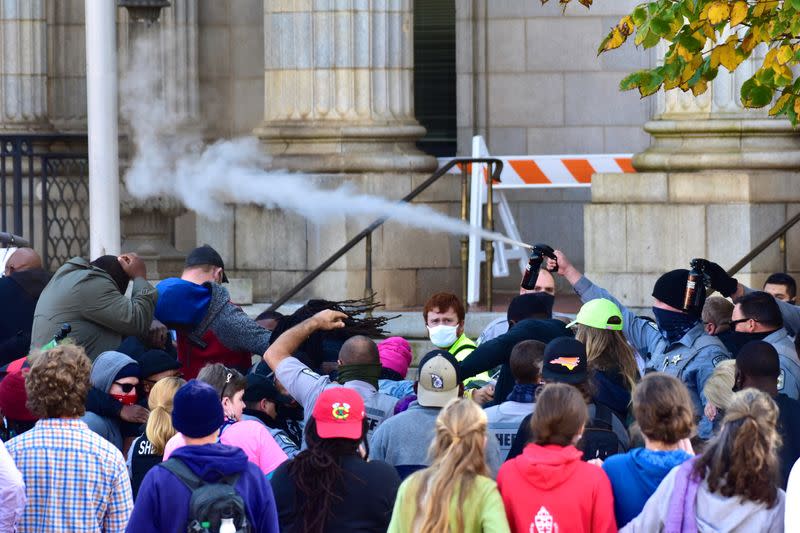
[0,0,50,130]
[585,51,800,312]
[254,0,435,173]
[119,0,199,279]
[85,0,121,257]
[48,0,87,132]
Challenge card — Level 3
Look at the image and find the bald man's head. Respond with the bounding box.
[4,248,42,277]
[338,335,380,365]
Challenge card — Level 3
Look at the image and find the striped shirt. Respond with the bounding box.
[6,418,133,533]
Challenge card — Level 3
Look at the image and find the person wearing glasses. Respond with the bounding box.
[82,350,142,453]
[728,291,800,400]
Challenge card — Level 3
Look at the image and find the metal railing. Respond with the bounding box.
[267,158,504,312]
[0,134,89,272]
[727,210,800,277]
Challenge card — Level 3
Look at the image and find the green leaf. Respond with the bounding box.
[741,78,775,107]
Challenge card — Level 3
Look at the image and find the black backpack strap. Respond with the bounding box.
[161,458,204,492]
[592,403,614,430]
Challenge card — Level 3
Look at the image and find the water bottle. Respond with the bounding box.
[219,517,236,533]
[521,244,556,290]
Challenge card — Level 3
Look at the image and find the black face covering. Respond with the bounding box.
[90,255,130,294]
[726,330,774,357]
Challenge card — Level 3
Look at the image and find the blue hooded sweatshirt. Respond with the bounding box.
[126,443,279,533]
[602,447,692,528]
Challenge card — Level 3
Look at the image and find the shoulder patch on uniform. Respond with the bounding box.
[712,354,729,367]
[647,321,660,332]
[278,434,295,446]
[778,369,786,391]
[301,368,321,380]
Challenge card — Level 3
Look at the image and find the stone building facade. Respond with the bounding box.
[2,0,796,308]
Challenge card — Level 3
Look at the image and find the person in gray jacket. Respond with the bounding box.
[727,291,800,400]
[82,350,141,452]
[368,349,502,479]
[547,250,729,438]
[30,254,157,359]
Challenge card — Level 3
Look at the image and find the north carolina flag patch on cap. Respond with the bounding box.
[550,357,580,371]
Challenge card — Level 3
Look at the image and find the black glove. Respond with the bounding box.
[702,260,738,297]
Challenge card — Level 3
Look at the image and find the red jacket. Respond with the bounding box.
[497,443,617,533]
[177,329,252,380]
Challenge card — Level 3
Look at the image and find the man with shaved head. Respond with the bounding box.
[0,248,50,365]
[263,311,399,439]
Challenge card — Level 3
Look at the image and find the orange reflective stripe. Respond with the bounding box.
[615,158,635,173]
[508,160,550,184]
[562,159,595,184]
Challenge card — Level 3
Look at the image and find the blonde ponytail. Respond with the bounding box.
[145,377,185,454]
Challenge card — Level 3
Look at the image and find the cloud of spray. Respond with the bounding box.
[120,34,523,247]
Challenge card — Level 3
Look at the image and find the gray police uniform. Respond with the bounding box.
[574,277,730,427]
[750,285,800,337]
[275,357,399,442]
[764,328,800,400]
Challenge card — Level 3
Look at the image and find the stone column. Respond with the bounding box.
[0,0,50,130]
[47,0,86,132]
[119,0,199,279]
[585,50,800,312]
[254,0,435,173]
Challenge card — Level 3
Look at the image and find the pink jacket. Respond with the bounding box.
[163,420,287,476]
[0,439,25,532]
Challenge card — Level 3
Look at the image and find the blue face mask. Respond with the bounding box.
[652,307,699,344]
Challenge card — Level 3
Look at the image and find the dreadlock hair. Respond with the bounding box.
[270,295,397,369]
[287,417,369,533]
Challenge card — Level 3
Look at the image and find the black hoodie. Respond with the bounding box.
[0,268,50,365]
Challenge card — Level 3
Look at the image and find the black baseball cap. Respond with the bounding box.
[185,245,228,283]
[137,349,182,379]
[243,373,281,403]
[542,337,588,384]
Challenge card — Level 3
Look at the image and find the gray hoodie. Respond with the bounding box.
[90,351,138,393]
[621,464,786,532]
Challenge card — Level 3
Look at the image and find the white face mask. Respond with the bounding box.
[428,325,459,348]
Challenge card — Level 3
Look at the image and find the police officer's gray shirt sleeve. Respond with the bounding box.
[745,284,800,337]
[274,357,330,411]
[573,275,662,357]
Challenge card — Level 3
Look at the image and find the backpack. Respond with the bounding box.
[579,403,628,461]
[161,458,251,533]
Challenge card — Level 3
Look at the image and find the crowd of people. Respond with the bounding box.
[1,242,800,532]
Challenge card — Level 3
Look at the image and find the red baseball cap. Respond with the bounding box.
[312,387,365,440]
[0,369,37,422]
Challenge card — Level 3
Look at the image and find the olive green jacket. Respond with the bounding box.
[30,257,157,359]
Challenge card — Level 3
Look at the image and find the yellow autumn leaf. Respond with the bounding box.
[763,48,779,69]
[754,0,778,17]
[691,79,709,96]
[794,96,800,116]
[708,1,731,24]
[600,27,626,53]
[618,15,634,36]
[730,1,748,26]
[769,93,792,116]
[719,43,743,71]
[676,44,693,61]
[777,45,794,65]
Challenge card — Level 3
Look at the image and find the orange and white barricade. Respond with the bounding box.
[439,136,636,304]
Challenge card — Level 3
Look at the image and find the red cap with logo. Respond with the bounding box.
[312,387,366,440]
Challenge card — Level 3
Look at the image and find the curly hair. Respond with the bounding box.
[693,388,781,507]
[26,345,91,419]
[633,373,694,444]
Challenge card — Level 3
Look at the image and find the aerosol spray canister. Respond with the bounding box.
[521,244,556,291]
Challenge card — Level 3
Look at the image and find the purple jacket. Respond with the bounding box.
[126,443,279,533]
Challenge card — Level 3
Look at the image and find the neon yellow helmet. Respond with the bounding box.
[566,298,623,331]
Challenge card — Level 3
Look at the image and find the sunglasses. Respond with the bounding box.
[729,318,758,328]
[113,382,137,394]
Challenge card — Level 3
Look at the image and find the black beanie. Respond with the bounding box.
[91,255,130,294]
[652,269,703,315]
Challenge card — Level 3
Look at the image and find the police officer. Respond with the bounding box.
[548,250,730,438]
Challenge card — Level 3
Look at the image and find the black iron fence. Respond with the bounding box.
[0,134,89,272]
